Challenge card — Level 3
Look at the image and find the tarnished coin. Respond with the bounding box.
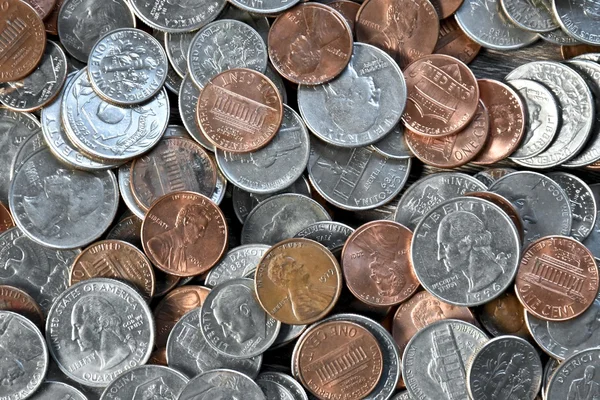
[294,221,354,252]
[466,336,542,400]
[328,0,360,32]
[0,0,46,83]
[268,3,353,85]
[46,278,154,387]
[30,381,86,400]
[297,43,406,147]
[23,0,57,19]
[118,163,144,220]
[258,372,308,400]
[546,348,600,400]
[10,148,119,249]
[539,27,581,45]
[392,392,411,400]
[142,192,228,277]
[0,202,14,233]
[265,63,288,105]
[465,191,525,244]
[0,40,67,112]
[583,183,600,259]
[479,292,530,338]
[516,235,599,321]
[44,0,62,35]
[106,214,142,248]
[542,358,559,399]
[573,50,600,60]
[0,284,44,328]
[554,0,600,45]
[402,319,488,400]
[178,369,266,400]
[11,131,46,179]
[100,365,188,400]
[434,17,482,64]
[402,55,479,136]
[57,0,135,62]
[164,30,194,79]
[178,74,214,151]
[205,244,270,288]
[371,123,413,159]
[129,0,226,33]
[474,167,516,188]
[0,311,48,399]
[500,0,558,32]
[412,196,521,306]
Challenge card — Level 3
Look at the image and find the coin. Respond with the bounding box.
[106,214,142,248]
[500,0,558,32]
[541,358,559,399]
[355,0,439,68]
[516,235,599,321]
[0,201,14,233]
[567,46,600,59]
[328,0,360,32]
[554,0,600,45]
[465,191,524,244]
[539,27,581,45]
[0,284,44,328]
[258,372,309,400]
[370,123,413,159]
[30,381,87,400]
[118,162,145,220]
[142,192,228,277]
[294,221,354,252]
[44,0,63,34]
[219,4,270,44]
[269,3,353,85]
[434,18,482,64]
[473,167,516,188]
[402,55,479,136]
[546,348,600,400]
[178,74,215,151]
[466,336,542,400]
[412,196,521,306]
[392,392,411,400]
[164,30,194,79]
[178,369,266,400]
[583,184,600,259]
[11,132,46,179]
[23,0,57,19]
[100,365,188,400]
[297,42,406,147]
[205,244,270,288]
[130,0,226,33]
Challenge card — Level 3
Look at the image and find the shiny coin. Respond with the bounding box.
[205,244,270,288]
[370,123,413,159]
[539,27,581,45]
[434,17,482,64]
[11,131,46,179]
[500,0,558,32]
[328,0,360,32]
[465,191,525,244]
[229,0,299,14]
[100,365,188,400]
[0,201,14,233]
[178,74,214,151]
[294,221,354,252]
[219,5,270,45]
[164,30,194,79]
[30,381,86,400]
[554,0,600,45]
[583,183,600,259]
[129,0,226,33]
[178,369,266,400]
[257,372,308,400]
[546,348,600,400]
[0,284,44,328]
[478,292,530,338]
[474,167,516,188]
[542,358,559,399]
[392,392,411,400]
[118,162,145,220]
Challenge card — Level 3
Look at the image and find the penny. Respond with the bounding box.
[583,184,600,259]
[479,292,530,338]
[0,0,46,83]
[269,3,353,85]
[118,162,145,220]
[465,191,525,243]
[129,0,226,33]
[295,320,383,399]
[205,244,270,288]
[474,167,517,188]
[405,100,489,168]
[130,137,217,211]
[0,284,44,328]
[500,0,558,32]
[148,347,168,366]
[546,348,600,400]
[466,336,543,400]
[371,123,413,159]
[142,192,228,277]
[57,0,135,62]
[412,196,521,306]
[0,201,13,233]
[402,55,479,137]
[297,42,407,147]
[29,381,87,400]
[178,369,266,400]
[565,45,600,59]
[0,311,48,399]
[100,365,188,400]
[294,221,354,252]
[44,0,63,35]
[516,235,599,321]
[471,79,526,165]
[539,27,581,45]
[11,132,46,179]
[22,0,57,19]
[178,74,214,151]
[434,17,482,64]
[554,0,600,45]
[328,0,360,32]
[257,372,309,400]
[197,68,283,153]
[355,0,439,68]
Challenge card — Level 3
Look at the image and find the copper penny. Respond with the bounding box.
[23,0,56,19]
[148,348,168,366]
[402,54,479,136]
[268,3,353,85]
[342,220,419,307]
[196,68,283,153]
[0,0,46,83]
[69,240,156,299]
[561,44,600,59]
[429,0,464,19]
[153,285,210,348]
[434,17,481,64]
[296,320,383,399]
[355,0,439,68]
[0,201,14,233]
[255,238,342,325]
[327,0,360,33]
[516,235,599,321]
[0,285,44,328]
[586,160,600,170]
[405,99,489,168]
[43,0,62,35]
[130,137,217,212]
[472,79,526,165]
[465,191,525,244]
[142,191,228,277]
[478,292,530,339]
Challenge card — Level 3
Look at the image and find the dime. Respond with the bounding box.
[402,55,479,136]
[328,0,360,32]
[500,0,558,32]
[197,68,283,153]
[583,184,600,259]
[465,191,525,244]
[554,0,600,45]
[129,0,226,32]
[118,162,145,220]
[205,244,270,288]
[29,381,86,400]
[434,18,482,64]
[0,201,14,233]
[57,0,135,62]
[0,0,46,83]
[515,235,599,321]
[46,278,154,387]
[539,27,581,45]
[100,365,188,400]
[466,336,542,400]
[370,123,413,159]
[412,196,521,306]
[0,284,44,328]
[0,40,67,112]
[0,311,48,399]
[473,167,516,188]
[257,372,308,400]
[546,348,600,400]
[142,192,228,277]
[297,43,406,147]
[269,3,353,85]
[11,131,46,179]
[178,74,215,151]
[355,0,439,68]
[215,105,310,194]
[178,369,266,400]
[294,221,354,252]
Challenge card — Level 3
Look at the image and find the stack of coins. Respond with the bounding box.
[2,0,600,399]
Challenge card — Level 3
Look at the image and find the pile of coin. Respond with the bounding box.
[2,0,600,399]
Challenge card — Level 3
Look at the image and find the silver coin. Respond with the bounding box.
[88,28,168,105]
[29,381,87,400]
[546,348,600,400]
[167,308,263,379]
[228,0,299,14]
[62,68,169,162]
[215,105,310,194]
[165,31,195,78]
[118,162,145,220]
[178,74,215,151]
[308,139,411,210]
[298,43,406,148]
[128,0,226,33]
[402,319,489,400]
[455,0,539,50]
[165,63,183,94]
[187,20,267,89]
[394,172,486,231]
[257,372,308,400]
[46,360,105,400]
[271,323,307,348]
[473,168,517,188]
[294,221,354,251]
[265,63,288,105]
[500,0,558,32]
[538,27,582,44]
[178,369,266,400]
[200,278,281,358]
[542,358,559,399]
[575,52,600,62]
[241,193,331,245]
[11,131,46,179]
[506,61,595,168]
[371,123,413,159]
[488,171,572,245]
[163,124,192,139]
[219,5,270,45]
[100,365,188,399]
[205,244,270,288]
[9,148,119,249]
[257,378,294,400]
[212,161,228,206]
[554,0,600,45]
[106,214,143,248]
[507,79,559,159]
[0,311,48,399]
[412,196,520,306]
[583,184,600,259]
[46,278,154,387]
[466,336,542,400]
[391,391,411,400]
[547,172,596,241]
[0,227,80,315]
[0,41,68,112]
[57,0,136,62]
